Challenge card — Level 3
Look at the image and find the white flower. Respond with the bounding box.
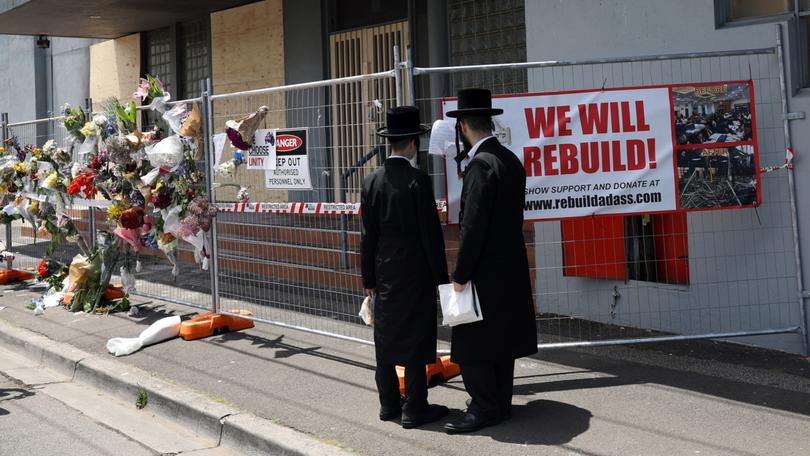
[216,160,237,178]
[42,139,57,154]
[70,162,87,178]
[236,186,249,202]
[92,114,108,127]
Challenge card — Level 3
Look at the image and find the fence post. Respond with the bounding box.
[1,112,11,257]
[406,46,415,106]
[776,24,809,354]
[84,98,96,250]
[200,78,221,314]
[394,45,403,107]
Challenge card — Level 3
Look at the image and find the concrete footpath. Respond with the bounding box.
[1,283,810,456]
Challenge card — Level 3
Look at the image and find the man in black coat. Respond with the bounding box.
[361,106,449,429]
[443,89,538,434]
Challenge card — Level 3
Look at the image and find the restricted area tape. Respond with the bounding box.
[216,200,449,215]
[216,202,361,215]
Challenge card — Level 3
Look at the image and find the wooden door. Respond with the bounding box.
[329,21,410,201]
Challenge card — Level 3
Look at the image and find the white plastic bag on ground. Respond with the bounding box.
[438,282,483,327]
[359,295,374,326]
[106,315,181,357]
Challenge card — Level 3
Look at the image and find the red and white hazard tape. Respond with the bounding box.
[216,200,449,215]
[760,147,795,174]
[216,202,361,215]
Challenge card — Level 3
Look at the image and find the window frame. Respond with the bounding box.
[715,0,794,27]
[715,1,810,89]
[140,17,212,102]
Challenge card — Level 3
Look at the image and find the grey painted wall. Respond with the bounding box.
[0,36,37,122]
[282,0,330,202]
[0,35,95,121]
[525,0,809,354]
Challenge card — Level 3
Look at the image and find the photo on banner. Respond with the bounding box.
[438,80,760,224]
[670,82,760,210]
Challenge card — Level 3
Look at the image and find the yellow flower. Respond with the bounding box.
[155,181,165,191]
[13,162,27,174]
[42,172,59,189]
[80,121,97,138]
[107,202,125,222]
[0,184,7,193]
[0,146,5,154]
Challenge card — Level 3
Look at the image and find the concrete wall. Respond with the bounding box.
[89,33,141,108]
[525,0,808,354]
[0,36,37,122]
[50,38,97,113]
[211,0,287,202]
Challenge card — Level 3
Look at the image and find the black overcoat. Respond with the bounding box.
[451,138,538,365]
[361,158,449,365]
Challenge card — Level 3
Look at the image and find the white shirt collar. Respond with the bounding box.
[387,155,411,161]
[462,135,495,169]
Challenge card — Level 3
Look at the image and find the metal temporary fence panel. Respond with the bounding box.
[411,46,804,352]
[2,99,212,311]
[207,68,398,345]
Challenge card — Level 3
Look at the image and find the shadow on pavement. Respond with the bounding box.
[0,387,35,416]
[535,347,810,417]
[411,400,592,446]
[210,330,376,370]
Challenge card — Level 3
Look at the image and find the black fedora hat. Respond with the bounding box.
[376,106,432,138]
[445,88,503,118]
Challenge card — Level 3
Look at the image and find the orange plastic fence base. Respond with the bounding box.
[62,284,126,305]
[0,269,34,284]
[180,310,255,341]
[396,356,461,395]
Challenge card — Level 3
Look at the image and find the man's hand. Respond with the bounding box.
[365,288,376,297]
[453,282,466,292]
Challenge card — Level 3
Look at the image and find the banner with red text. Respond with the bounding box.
[441,81,759,223]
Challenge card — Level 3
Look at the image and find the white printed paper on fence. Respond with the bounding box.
[247,129,277,170]
[264,128,312,190]
[443,87,675,223]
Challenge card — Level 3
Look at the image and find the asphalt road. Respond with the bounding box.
[0,375,155,456]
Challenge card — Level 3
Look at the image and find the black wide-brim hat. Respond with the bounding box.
[376,106,432,138]
[445,88,503,118]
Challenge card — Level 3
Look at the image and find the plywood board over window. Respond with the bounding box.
[211,0,286,203]
[329,21,410,202]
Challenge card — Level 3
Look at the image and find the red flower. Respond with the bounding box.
[150,191,171,209]
[119,207,145,230]
[37,259,48,277]
[66,172,96,198]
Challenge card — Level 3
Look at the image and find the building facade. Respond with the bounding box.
[0,0,807,354]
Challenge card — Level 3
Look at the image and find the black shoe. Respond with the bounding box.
[401,404,449,429]
[464,398,511,420]
[379,405,401,421]
[444,411,499,434]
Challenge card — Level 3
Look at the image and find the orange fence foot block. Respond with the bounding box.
[63,284,128,305]
[396,356,461,395]
[180,310,255,341]
[0,269,34,284]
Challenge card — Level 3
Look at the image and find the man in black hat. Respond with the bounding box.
[443,88,538,434]
[361,105,450,429]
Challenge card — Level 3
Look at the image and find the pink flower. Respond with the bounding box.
[133,78,150,101]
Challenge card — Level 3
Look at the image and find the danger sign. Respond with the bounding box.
[264,128,312,190]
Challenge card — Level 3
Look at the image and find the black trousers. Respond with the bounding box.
[376,363,428,412]
[461,360,515,420]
